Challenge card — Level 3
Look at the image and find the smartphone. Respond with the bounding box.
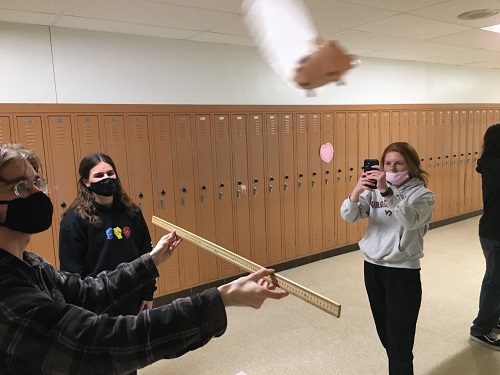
[363,159,379,172]
[363,159,379,189]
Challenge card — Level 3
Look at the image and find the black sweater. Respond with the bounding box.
[59,200,156,315]
[476,153,500,241]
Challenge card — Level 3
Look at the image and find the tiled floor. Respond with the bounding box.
[139,216,500,375]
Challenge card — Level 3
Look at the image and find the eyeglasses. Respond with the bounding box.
[13,177,49,198]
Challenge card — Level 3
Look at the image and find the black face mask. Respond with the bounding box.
[89,178,119,197]
[0,191,53,234]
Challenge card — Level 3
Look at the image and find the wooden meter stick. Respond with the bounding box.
[152,216,341,318]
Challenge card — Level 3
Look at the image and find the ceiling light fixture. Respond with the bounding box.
[457,9,499,20]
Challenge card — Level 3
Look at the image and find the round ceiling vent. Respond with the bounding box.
[458,9,499,20]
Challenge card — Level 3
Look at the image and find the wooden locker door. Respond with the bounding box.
[417,111,428,172]
[322,113,335,251]
[425,111,436,220]
[309,113,322,254]
[248,114,267,266]
[126,115,162,295]
[450,110,460,216]
[334,113,347,247]
[193,114,219,283]
[230,114,252,262]
[296,113,310,257]
[150,115,180,294]
[0,116,12,143]
[102,115,131,194]
[46,116,78,267]
[377,112,392,154]
[458,110,467,213]
[391,111,400,142]
[472,110,485,211]
[380,112,391,148]
[462,110,474,213]
[400,111,410,143]
[368,111,379,157]
[280,113,297,260]
[441,110,452,218]
[471,110,481,211]
[15,116,55,265]
[173,114,200,287]
[75,115,102,162]
[265,113,283,264]
[433,110,444,221]
[358,112,369,238]
[409,111,419,149]
[347,112,359,244]
[214,114,237,276]
[126,116,155,237]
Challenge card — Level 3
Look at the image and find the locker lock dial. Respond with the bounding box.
[138,192,144,199]
[219,182,225,188]
[269,176,274,182]
[299,173,303,178]
[181,187,187,193]
[254,178,259,184]
[285,175,289,180]
[237,180,242,185]
[160,189,166,196]
[201,185,206,190]
[61,202,66,208]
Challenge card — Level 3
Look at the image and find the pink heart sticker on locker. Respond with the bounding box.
[319,142,334,163]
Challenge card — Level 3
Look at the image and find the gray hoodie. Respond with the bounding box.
[341,178,435,269]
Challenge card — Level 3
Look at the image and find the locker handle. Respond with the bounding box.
[201,194,205,203]
[298,181,302,189]
[325,178,328,185]
[237,190,241,198]
[284,183,288,191]
[269,185,273,193]
[312,180,316,187]
[253,187,257,196]
[219,191,223,201]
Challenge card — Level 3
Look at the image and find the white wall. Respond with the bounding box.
[2,21,500,105]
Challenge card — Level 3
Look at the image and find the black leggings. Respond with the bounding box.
[364,261,422,375]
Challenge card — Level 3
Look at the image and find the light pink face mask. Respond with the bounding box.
[386,171,409,187]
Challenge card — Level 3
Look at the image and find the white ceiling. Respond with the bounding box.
[3,0,500,69]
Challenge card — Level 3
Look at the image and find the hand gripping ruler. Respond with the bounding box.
[152,216,341,317]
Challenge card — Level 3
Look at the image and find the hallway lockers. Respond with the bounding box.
[0,103,494,298]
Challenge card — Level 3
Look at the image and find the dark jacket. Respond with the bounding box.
[476,153,500,241]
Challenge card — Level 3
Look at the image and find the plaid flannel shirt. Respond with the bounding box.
[0,249,227,374]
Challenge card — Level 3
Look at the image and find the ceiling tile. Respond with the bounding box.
[355,14,472,39]
[409,0,500,28]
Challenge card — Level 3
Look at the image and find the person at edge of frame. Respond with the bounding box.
[469,123,500,350]
[0,143,289,374]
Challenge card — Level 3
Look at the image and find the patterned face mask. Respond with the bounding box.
[89,178,119,197]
